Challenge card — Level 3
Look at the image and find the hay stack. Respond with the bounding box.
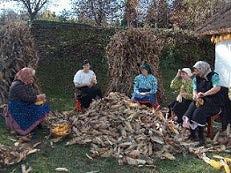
[106,28,165,102]
[0,21,39,105]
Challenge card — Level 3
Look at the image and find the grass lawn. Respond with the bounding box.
[0,67,222,173]
[0,95,221,173]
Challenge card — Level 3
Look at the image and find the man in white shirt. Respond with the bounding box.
[73,60,102,108]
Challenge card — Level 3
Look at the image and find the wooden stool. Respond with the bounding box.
[74,99,82,112]
[74,88,83,112]
[207,110,222,139]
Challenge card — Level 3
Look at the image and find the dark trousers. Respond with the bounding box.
[80,86,102,108]
[221,99,231,130]
[184,102,220,126]
[169,98,192,124]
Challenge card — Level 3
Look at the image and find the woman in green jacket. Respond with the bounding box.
[169,68,193,124]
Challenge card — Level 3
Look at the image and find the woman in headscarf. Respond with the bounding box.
[3,67,50,136]
[183,61,224,146]
[131,63,158,107]
[73,60,102,109]
[169,68,193,124]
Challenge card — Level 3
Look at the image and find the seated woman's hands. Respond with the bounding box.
[193,92,200,101]
[37,94,46,100]
[92,76,97,84]
[35,94,46,105]
[197,92,206,98]
[176,94,182,103]
[88,76,97,88]
[140,92,149,96]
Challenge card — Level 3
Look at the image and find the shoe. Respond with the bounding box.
[187,129,198,141]
[195,127,205,147]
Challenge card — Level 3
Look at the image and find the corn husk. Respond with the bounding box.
[66,92,185,165]
[0,143,39,166]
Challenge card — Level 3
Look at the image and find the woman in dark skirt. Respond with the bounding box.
[169,68,193,124]
[3,67,50,136]
[183,61,224,146]
[73,60,102,109]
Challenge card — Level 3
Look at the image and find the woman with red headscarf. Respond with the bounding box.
[3,67,50,136]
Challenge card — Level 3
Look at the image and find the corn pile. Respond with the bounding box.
[67,92,185,165]
[0,143,39,167]
[202,154,231,173]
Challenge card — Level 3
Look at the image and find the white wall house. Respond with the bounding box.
[215,40,231,87]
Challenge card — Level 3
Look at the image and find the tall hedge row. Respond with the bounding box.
[32,20,115,99]
[31,21,214,101]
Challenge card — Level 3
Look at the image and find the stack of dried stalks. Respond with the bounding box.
[0,21,39,105]
[106,28,165,102]
[67,92,185,166]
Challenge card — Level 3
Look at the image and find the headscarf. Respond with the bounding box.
[15,67,35,85]
[140,63,152,74]
[181,68,193,77]
[193,61,212,79]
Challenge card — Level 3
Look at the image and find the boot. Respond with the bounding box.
[196,126,205,147]
[187,129,198,141]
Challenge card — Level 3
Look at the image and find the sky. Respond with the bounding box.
[0,0,73,14]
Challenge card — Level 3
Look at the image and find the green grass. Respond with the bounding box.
[0,20,221,172]
[0,116,221,173]
[0,86,221,173]
[47,96,74,111]
[0,68,221,173]
[0,52,221,173]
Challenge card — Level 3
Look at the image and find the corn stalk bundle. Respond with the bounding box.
[67,92,186,166]
[106,28,165,102]
[0,21,39,105]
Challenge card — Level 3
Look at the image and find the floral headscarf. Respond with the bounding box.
[15,67,35,85]
[193,61,212,80]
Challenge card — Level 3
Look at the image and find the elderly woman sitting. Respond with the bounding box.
[169,68,193,124]
[131,63,158,107]
[3,68,50,137]
[183,61,224,146]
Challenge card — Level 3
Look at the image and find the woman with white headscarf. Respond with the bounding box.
[183,61,224,146]
[169,68,193,124]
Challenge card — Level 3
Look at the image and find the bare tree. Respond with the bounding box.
[0,9,29,25]
[169,0,189,29]
[124,0,139,27]
[72,0,124,26]
[170,0,226,29]
[10,0,49,21]
[157,0,169,28]
[145,0,158,26]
